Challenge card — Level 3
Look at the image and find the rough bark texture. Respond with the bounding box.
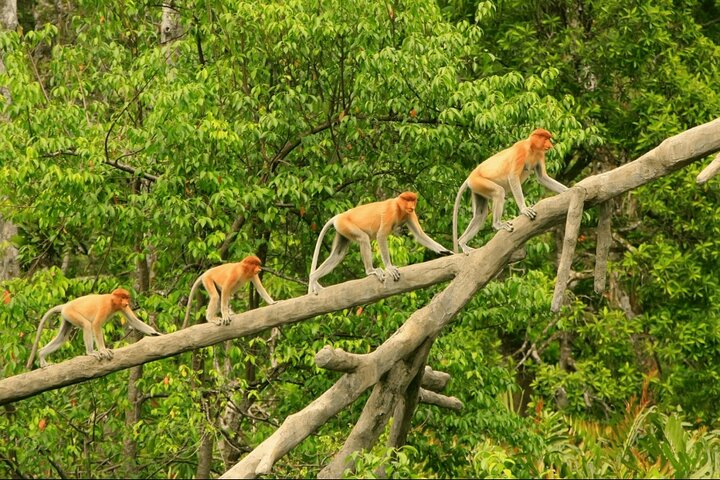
[418,388,463,411]
[317,340,432,479]
[0,219,18,281]
[161,2,182,43]
[0,0,17,30]
[0,0,18,281]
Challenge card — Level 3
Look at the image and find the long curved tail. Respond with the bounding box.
[26,305,63,370]
[308,216,337,294]
[182,276,204,329]
[452,180,469,253]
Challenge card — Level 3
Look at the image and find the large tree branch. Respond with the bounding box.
[1,258,459,405]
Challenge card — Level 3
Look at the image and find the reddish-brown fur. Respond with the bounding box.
[183,255,276,328]
[27,288,161,369]
[308,191,451,294]
[453,129,567,253]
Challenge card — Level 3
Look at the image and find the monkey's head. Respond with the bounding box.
[242,255,263,276]
[111,288,131,310]
[530,128,553,151]
[398,191,418,214]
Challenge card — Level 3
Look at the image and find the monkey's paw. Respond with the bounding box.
[495,221,514,232]
[521,206,537,219]
[308,282,324,295]
[367,268,385,282]
[92,349,114,361]
[460,244,475,255]
[385,266,401,281]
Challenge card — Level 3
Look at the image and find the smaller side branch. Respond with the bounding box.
[420,366,450,392]
[418,389,463,412]
[594,200,612,294]
[551,187,587,312]
[697,152,720,184]
[315,346,367,372]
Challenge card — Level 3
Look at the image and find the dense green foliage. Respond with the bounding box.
[2,0,720,477]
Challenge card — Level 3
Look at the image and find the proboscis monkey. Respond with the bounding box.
[182,255,277,328]
[308,191,453,294]
[26,288,162,369]
[452,128,568,253]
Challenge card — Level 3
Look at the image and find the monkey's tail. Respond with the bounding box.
[182,276,204,329]
[452,180,469,253]
[26,305,63,370]
[308,216,338,292]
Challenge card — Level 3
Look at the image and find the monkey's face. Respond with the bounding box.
[113,294,130,309]
[532,134,553,151]
[401,199,416,214]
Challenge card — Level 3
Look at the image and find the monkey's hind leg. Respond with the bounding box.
[309,234,351,294]
[458,193,490,254]
[202,277,222,324]
[84,313,113,361]
[37,320,74,368]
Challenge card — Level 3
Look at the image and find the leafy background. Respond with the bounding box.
[2,0,720,477]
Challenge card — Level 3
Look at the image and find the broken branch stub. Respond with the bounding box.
[421,365,451,392]
[315,346,366,372]
[419,389,464,412]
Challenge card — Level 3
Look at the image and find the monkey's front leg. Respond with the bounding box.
[508,176,536,220]
[520,206,537,219]
[90,324,114,360]
[358,238,386,282]
[377,235,400,281]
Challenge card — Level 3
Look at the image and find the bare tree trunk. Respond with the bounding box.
[161,1,182,63]
[0,0,17,31]
[124,181,151,475]
[123,361,143,475]
[0,1,18,282]
[196,429,214,478]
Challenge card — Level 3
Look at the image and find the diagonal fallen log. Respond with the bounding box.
[221,117,720,478]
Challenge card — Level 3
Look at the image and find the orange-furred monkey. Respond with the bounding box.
[182,255,276,328]
[452,128,568,253]
[308,191,452,294]
[26,288,161,369]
